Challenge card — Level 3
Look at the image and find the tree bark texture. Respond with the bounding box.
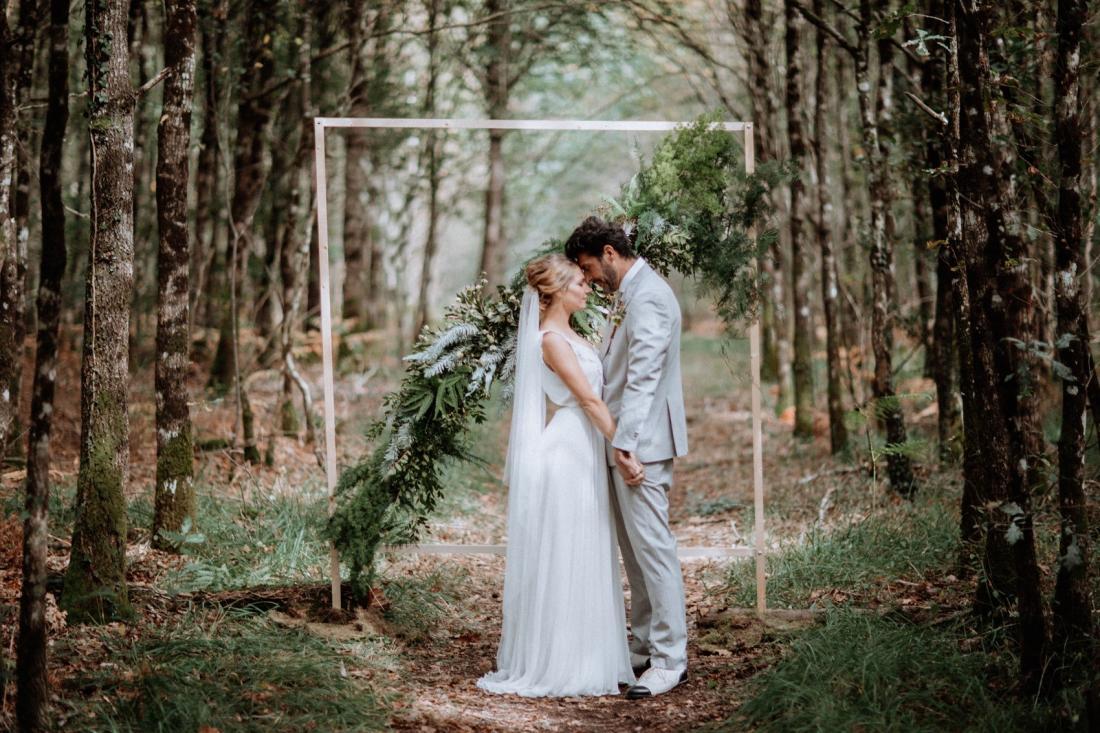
[954,0,1048,693]
[152,0,197,550]
[857,0,916,497]
[5,0,41,460]
[477,0,510,289]
[415,0,443,337]
[0,1,21,460]
[278,0,314,437]
[785,0,814,439]
[743,0,781,383]
[17,0,68,726]
[343,2,390,330]
[191,0,227,334]
[208,0,276,391]
[811,0,846,454]
[63,0,135,624]
[1051,0,1094,684]
[921,0,961,464]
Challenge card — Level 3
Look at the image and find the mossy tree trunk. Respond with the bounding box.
[63,0,136,624]
[17,0,68,726]
[152,0,197,550]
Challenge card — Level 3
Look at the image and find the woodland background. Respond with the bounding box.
[1,0,1099,731]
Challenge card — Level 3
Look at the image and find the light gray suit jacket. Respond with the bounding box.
[601,260,689,466]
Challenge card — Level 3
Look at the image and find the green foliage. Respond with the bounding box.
[55,610,390,732]
[327,114,783,600]
[726,500,957,609]
[165,490,330,593]
[736,610,1049,733]
[380,566,465,643]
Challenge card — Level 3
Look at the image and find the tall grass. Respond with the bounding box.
[164,487,331,593]
[55,609,390,732]
[726,499,958,608]
[736,609,1048,733]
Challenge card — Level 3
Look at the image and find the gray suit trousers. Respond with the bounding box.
[609,458,688,671]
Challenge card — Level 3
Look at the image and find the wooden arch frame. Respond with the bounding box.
[313,117,767,616]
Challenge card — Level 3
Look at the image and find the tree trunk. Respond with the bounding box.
[785,0,814,439]
[812,0,846,454]
[63,0,135,624]
[1051,0,1094,692]
[921,0,961,463]
[5,0,41,462]
[478,0,509,289]
[16,0,67,726]
[955,0,1048,693]
[343,3,389,331]
[415,0,442,337]
[742,0,781,382]
[0,1,21,461]
[857,0,916,497]
[278,0,314,436]
[152,0,197,551]
[190,0,227,335]
[208,0,276,393]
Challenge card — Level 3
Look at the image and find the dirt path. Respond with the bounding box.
[380,554,779,732]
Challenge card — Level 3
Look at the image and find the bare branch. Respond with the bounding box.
[792,0,858,57]
[904,91,947,126]
[137,66,171,97]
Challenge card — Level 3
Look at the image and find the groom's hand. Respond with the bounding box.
[615,449,645,486]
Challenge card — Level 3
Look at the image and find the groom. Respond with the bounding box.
[565,216,690,699]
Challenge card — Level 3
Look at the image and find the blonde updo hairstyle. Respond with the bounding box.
[525,253,579,311]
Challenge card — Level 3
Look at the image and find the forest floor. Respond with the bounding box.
[0,320,1093,731]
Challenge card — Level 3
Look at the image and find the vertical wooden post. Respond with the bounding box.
[314,119,341,611]
[745,123,767,617]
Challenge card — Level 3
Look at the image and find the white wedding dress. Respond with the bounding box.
[477,289,635,697]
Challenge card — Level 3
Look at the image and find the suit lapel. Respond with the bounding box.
[601,261,649,360]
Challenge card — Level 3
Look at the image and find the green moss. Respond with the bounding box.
[152,427,196,552]
[63,395,134,623]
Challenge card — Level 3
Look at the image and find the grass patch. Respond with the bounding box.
[164,488,331,593]
[55,609,390,732]
[380,564,466,642]
[727,499,958,608]
[735,610,1052,733]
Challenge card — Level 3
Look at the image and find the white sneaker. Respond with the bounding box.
[626,666,688,699]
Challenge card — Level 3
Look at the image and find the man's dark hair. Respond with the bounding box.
[563,216,635,261]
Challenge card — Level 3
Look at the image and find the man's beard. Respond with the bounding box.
[600,258,620,292]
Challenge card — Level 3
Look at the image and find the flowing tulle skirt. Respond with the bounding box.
[477,406,635,697]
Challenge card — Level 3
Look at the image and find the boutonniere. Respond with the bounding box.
[609,297,627,328]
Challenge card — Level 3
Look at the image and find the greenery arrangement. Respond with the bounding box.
[324,114,783,600]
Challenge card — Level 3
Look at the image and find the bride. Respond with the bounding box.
[477,253,638,697]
